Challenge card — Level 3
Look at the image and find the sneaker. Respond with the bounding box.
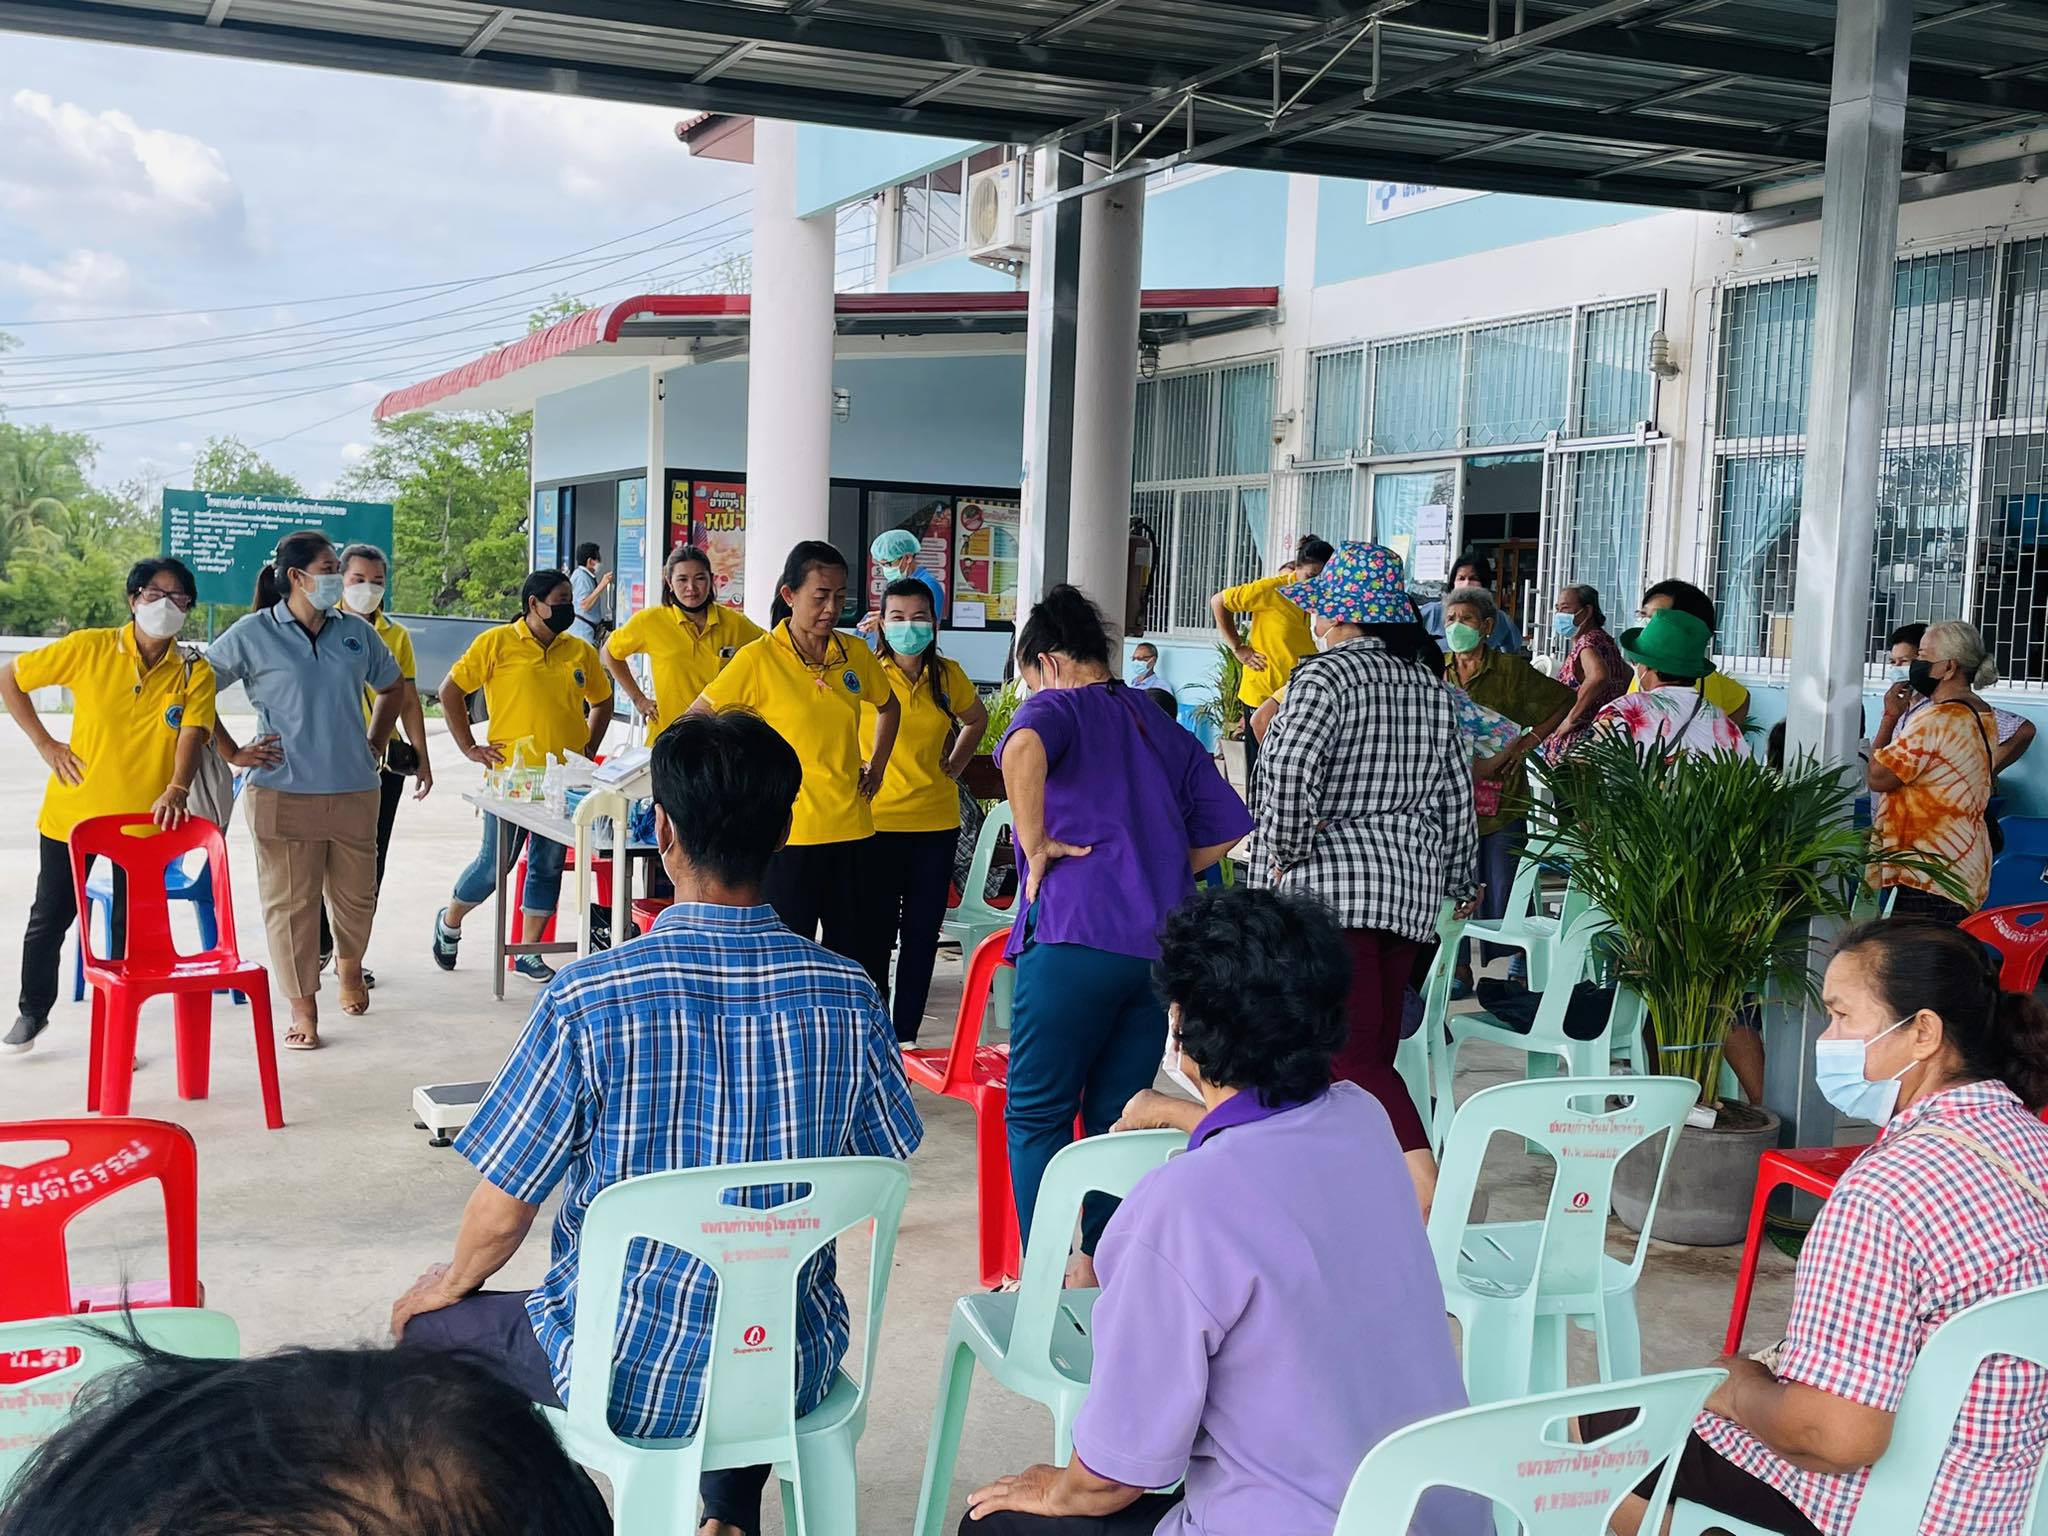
[362,968,377,991]
[431,909,460,972]
[513,954,556,984]
[319,950,334,974]
[4,1013,48,1053]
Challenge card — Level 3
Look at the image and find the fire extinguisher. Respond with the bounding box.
[1126,517,1158,636]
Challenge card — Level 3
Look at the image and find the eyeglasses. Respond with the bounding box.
[137,590,196,611]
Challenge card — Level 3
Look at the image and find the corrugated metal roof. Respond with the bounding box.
[3,0,2044,210]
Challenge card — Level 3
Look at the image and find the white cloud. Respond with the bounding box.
[443,88,699,203]
[338,440,370,463]
[0,88,247,245]
[0,248,134,312]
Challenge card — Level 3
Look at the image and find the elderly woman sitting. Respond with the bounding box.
[1604,917,2048,1536]
[962,885,1479,1536]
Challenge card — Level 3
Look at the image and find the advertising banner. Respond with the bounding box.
[690,481,747,609]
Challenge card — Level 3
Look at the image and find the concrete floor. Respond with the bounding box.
[0,716,1797,1532]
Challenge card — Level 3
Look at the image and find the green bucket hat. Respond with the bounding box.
[1619,607,1717,677]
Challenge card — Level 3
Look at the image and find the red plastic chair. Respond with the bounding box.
[1726,1102,2048,1352]
[903,931,1021,1288]
[507,847,613,957]
[0,1118,199,1323]
[630,896,671,936]
[70,816,282,1130]
[1961,904,2048,992]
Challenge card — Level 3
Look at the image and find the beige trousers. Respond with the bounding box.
[246,786,381,1001]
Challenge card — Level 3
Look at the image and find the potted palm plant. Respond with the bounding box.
[959,678,1021,802]
[1194,645,1250,790]
[1526,731,1959,1244]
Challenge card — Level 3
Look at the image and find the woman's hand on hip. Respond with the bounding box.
[859,761,885,800]
[37,739,85,786]
[1024,839,1091,902]
[464,741,505,769]
[226,735,284,771]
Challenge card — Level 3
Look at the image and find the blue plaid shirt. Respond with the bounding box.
[456,901,924,1439]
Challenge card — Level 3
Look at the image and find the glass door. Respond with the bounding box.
[1368,463,1459,597]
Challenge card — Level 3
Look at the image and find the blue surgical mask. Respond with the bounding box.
[884,619,934,656]
[1551,611,1579,641]
[303,572,344,612]
[1813,1015,1918,1123]
[1888,665,1912,685]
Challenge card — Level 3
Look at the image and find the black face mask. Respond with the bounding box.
[680,595,712,616]
[1908,658,1941,697]
[541,600,576,635]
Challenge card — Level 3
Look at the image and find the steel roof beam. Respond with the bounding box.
[459,7,515,55]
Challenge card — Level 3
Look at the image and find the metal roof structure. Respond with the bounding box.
[373,286,1279,415]
[9,0,2048,215]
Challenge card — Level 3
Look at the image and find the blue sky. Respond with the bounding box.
[0,34,752,492]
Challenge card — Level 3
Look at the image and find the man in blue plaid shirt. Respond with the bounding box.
[393,710,923,1536]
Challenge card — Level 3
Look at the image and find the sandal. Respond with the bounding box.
[337,968,370,1016]
[284,1022,321,1051]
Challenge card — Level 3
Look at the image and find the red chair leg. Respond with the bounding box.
[246,985,285,1130]
[174,992,213,1101]
[1724,1171,1783,1355]
[975,1094,1014,1289]
[97,991,140,1117]
[85,988,105,1113]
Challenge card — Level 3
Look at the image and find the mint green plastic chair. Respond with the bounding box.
[1447,908,1653,1083]
[911,1130,1188,1536]
[942,802,1016,1028]
[541,1157,910,1536]
[1398,902,1464,1154]
[1334,1368,1725,1535]
[1671,1284,2048,1536]
[0,1308,240,1496]
[1460,836,1590,991]
[1430,1075,1699,1404]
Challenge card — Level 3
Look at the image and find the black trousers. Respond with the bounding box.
[318,769,407,956]
[1885,885,1971,927]
[958,1495,1182,1535]
[868,828,958,1042]
[763,837,877,978]
[19,836,122,1023]
[402,1290,769,1532]
[1580,1410,1821,1535]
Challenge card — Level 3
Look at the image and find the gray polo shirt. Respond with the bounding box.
[206,601,401,795]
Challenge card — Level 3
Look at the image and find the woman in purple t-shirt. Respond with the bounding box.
[997,586,1252,1276]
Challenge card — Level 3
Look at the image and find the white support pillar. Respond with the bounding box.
[743,118,836,621]
[646,363,670,598]
[1769,0,1911,1146]
[1020,146,1083,616]
[1066,174,1145,638]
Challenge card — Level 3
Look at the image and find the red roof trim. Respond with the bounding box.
[374,287,1279,420]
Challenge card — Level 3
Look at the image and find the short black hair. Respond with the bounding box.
[573,541,600,566]
[521,569,569,615]
[651,711,801,888]
[0,1337,609,1536]
[1452,550,1493,587]
[1888,621,1928,650]
[1146,686,1179,718]
[1642,578,1716,631]
[125,557,196,603]
[1296,535,1336,566]
[1155,886,1351,1104]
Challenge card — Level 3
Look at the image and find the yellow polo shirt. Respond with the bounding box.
[360,610,416,728]
[606,602,765,734]
[864,654,976,834]
[448,621,610,760]
[1626,669,1749,722]
[1220,573,1317,708]
[14,625,219,841]
[698,622,891,846]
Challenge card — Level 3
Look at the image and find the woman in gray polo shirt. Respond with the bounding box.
[208,530,403,1050]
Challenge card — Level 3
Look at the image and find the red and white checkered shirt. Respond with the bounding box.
[1697,1080,2048,1536]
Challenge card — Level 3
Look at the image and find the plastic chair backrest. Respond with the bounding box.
[69,815,238,968]
[951,803,1015,929]
[562,1158,909,1460]
[1430,1076,1699,1299]
[0,1119,199,1322]
[2000,816,2048,861]
[1513,908,1631,1047]
[0,1308,239,1495]
[1961,905,2048,991]
[1010,1132,1187,1367]
[1842,1284,2048,1535]
[1333,1368,1724,1535]
[934,931,1012,1090]
[1409,906,1464,1145]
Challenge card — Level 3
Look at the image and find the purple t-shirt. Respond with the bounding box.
[1073,1086,1482,1536]
[996,683,1252,961]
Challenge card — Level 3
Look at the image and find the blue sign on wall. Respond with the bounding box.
[533,486,560,571]
[616,476,648,622]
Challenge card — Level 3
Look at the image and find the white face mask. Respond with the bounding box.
[133,596,186,639]
[342,582,384,616]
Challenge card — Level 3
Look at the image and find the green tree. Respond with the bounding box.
[0,475,157,637]
[526,294,585,334]
[0,420,93,570]
[336,410,531,617]
[189,435,304,496]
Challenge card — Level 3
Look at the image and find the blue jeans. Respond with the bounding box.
[1469,819,1527,978]
[451,813,566,918]
[1006,935,1168,1255]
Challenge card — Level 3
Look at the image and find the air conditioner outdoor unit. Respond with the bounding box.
[967,162,1030,265]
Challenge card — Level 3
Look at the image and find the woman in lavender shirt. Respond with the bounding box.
[998,586,1252,1280]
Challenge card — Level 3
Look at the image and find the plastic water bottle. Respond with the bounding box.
[542,754,564,818]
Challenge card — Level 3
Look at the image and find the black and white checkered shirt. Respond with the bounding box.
[1247,637,1479,942]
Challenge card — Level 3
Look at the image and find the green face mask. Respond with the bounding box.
[884,619,934,656]
[1445,620,1484,655]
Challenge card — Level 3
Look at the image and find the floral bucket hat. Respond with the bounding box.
[1278,539,1413,625]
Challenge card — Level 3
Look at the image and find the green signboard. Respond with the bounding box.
[161,490,395,607]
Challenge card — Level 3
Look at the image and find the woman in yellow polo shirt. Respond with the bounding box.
[602,543,764,738]
[0,556,218,1052]
[863,577,987,1041]
[1209,537,1330,785]
[432,569,614,984]
[693,540,901,974]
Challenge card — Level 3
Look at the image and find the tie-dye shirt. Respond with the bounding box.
[1871,700,1993,908]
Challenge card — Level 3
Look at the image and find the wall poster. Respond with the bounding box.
[690,481,748,610]
[952,498,1020,625]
